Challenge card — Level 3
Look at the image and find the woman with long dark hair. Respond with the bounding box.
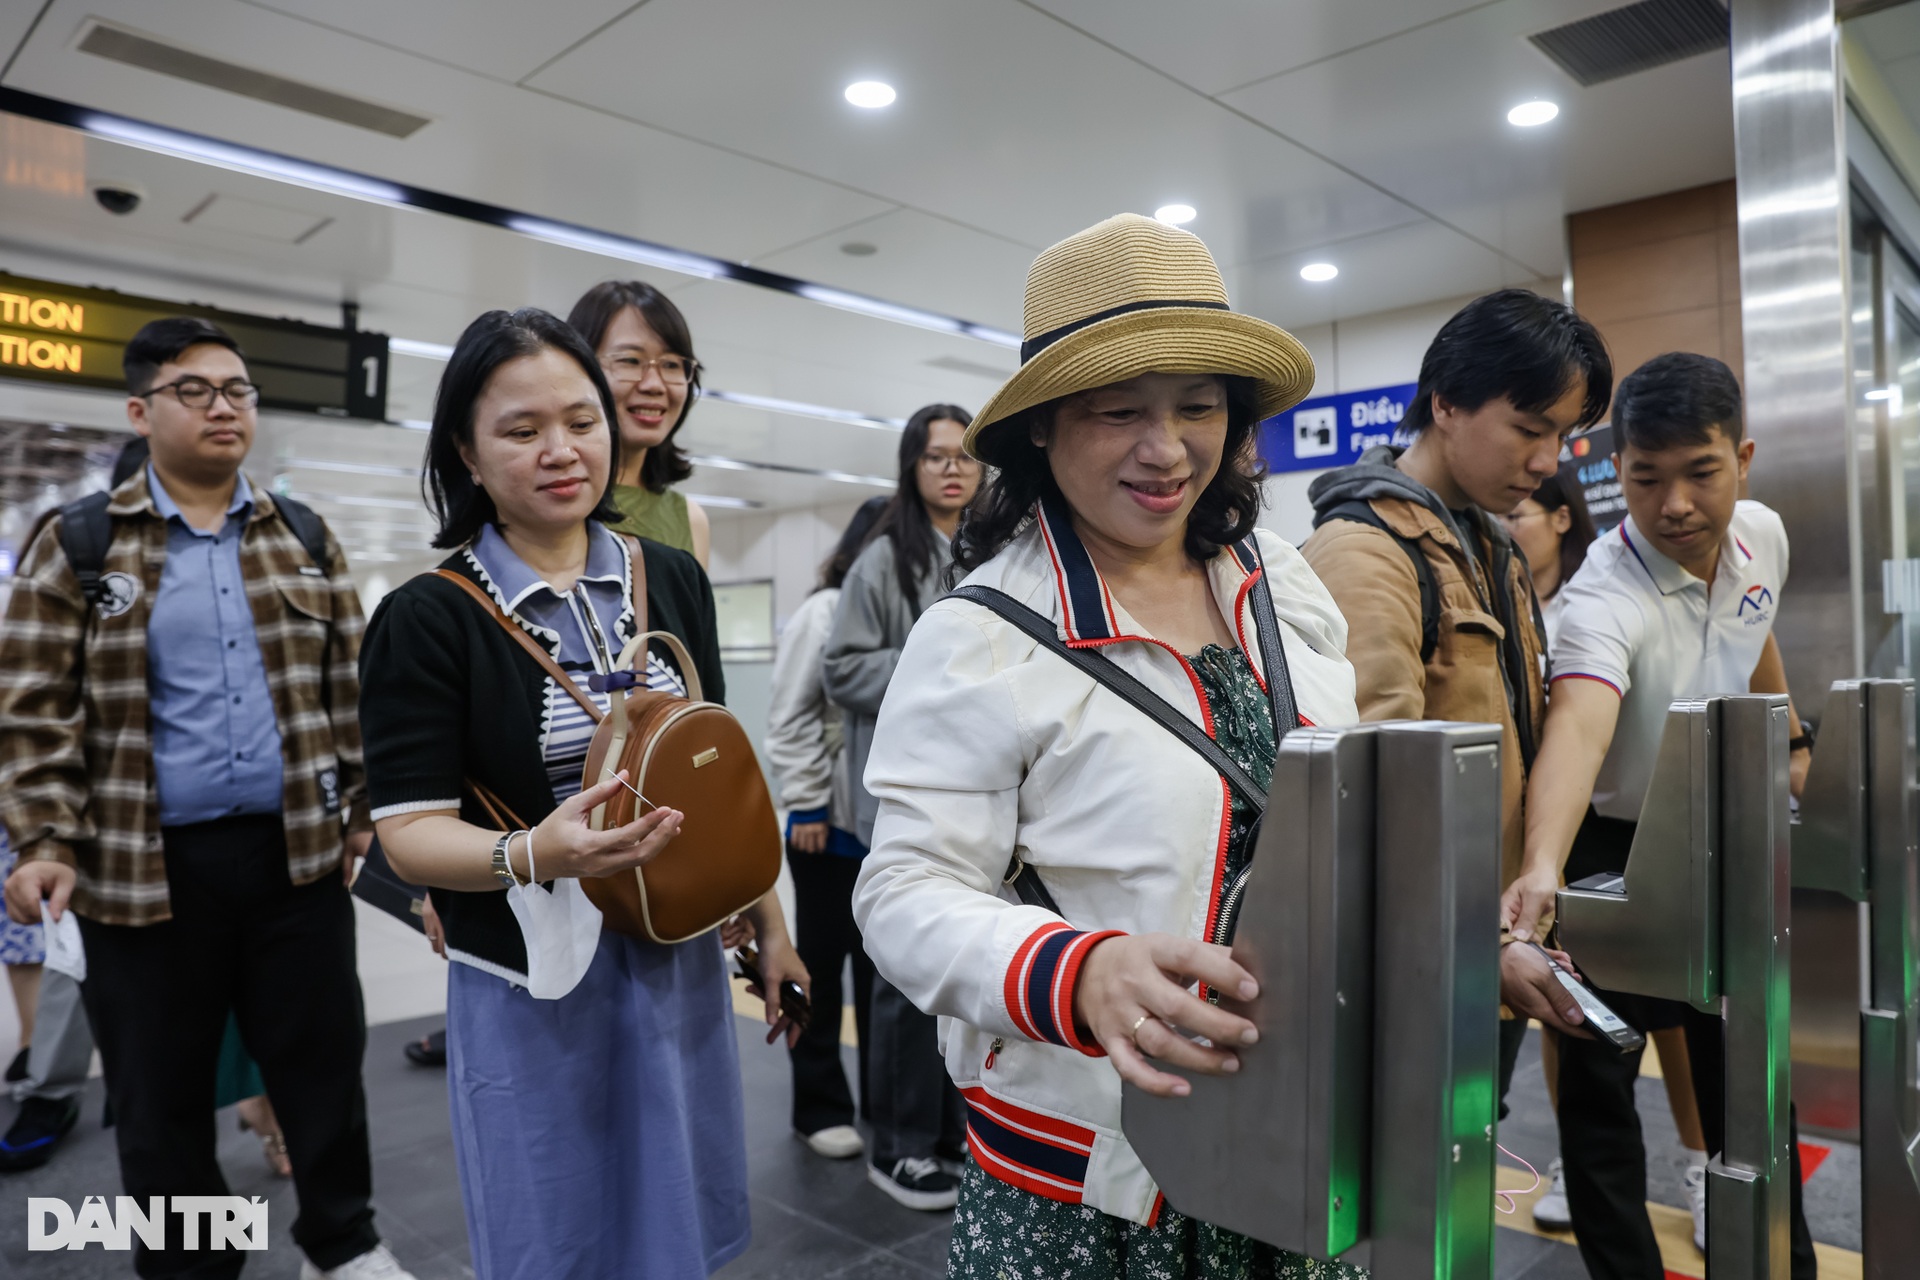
[1499,468,1598,646]
[853,214,1363,1278]
[566,280,712,567]
[821,403,979,1210]
[357,308,806,1278]
[764,496,889,1163]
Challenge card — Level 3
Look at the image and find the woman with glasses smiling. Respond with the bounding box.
[821,402,979,1210]
[566,280,712,567]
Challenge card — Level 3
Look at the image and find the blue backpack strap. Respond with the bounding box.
[55,491,115,607]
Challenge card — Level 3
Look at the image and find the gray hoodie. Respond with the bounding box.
[1308,444,1487,566]
[819,532,949,844]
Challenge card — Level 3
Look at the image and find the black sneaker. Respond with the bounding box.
[867,1157,958,1211]
[3,1046,27,1083]
[403,1030,446,1067]
[0,1097,80,1171]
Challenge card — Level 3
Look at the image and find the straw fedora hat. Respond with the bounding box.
[966,212,1315,466]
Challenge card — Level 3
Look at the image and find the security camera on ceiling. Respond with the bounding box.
[89,181,146,216]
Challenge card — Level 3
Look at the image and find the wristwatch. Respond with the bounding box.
[491,833,522,889]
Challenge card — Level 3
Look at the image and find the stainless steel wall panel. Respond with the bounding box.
[1731,0,1861,693]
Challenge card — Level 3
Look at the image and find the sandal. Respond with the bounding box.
[238,1115,292,1178]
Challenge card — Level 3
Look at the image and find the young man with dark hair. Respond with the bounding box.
[0,318,415,1279]
[1505,351,1816,1278]
[1303,287,1613,1095]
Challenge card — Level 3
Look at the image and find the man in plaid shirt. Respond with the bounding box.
[0,317,414,1280]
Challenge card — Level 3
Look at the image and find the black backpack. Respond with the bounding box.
[1313,499,1441,663]
[56,489,331,609]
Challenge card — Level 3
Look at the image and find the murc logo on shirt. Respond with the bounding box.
[1738,584,1775,626]
[28,1196,268,1251]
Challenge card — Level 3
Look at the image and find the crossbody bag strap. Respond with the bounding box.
[467,779,529,832]
[948,585,1270,810]
[1241,541,1301,743]
[949,584,1272,919]
[431,569,602,721]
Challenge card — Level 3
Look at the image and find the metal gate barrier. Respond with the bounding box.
[1122,720,1503,1279]
[1793,679,1920,1280]
[1557,694,1794,1279]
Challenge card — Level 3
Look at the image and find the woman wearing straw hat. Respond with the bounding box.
[852,214,1364,1277]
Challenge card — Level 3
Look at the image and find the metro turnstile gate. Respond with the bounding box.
[1122,720,1504,1279]
[1792,679,1920,1280]
[1557,694,1794,1280]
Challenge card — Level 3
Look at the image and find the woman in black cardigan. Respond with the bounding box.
[358,308,805,1278]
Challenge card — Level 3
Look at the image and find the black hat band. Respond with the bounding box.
[1020,298,1230,364]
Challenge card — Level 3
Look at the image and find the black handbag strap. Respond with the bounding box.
[949,584,1272,811]
[950,545,1302,914]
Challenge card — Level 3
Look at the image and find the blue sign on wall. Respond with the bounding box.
[1257,382,1419,474]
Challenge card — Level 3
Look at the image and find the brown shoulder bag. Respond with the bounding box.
[434,541,781,943]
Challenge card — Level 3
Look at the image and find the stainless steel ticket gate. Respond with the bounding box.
[1557,695,1794,1279]
[1793,679,1920,1280]
[1123,720,1504,1279]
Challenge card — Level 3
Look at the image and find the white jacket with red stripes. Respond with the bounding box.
[852,496,1358,1225]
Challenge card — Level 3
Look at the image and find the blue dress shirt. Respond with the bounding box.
[146,466,285,826]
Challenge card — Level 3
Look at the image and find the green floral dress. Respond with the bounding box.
[949,645,1368,1280]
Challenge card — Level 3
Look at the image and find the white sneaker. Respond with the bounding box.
[299,1243,417,1280]
[803,1124,865,1159]
[1685,1162,1708,1252]
[1532,1157,1571,1231]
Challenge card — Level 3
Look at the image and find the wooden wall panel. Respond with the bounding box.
[1569,180,1743,390]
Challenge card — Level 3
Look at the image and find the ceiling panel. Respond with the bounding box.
[1233,219,1520,329]
[524,0,1433,275]
[6,0,897,266]
[745,208,1033,334]
[1222,0,1734,273]
[1023,0,1490,97]
[239,0,641,83]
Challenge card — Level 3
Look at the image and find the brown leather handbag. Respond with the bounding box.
[434,542,781,943]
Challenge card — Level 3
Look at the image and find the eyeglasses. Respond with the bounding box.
[1499,506,1548,525]
[137,377,260,410]
[919,451,980,475]
[600,354,699,386]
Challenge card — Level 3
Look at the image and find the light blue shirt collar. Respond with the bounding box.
[147,463,253,534]
[474,522,627,616]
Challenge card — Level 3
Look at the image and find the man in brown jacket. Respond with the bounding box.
[1300,288,1612,1103]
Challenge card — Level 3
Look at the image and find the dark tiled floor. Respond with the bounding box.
[0,1016,1861,1277]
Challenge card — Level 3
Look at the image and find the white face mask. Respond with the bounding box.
[502,831,602,1000]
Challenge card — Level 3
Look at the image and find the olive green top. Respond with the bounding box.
[605,484,693,555]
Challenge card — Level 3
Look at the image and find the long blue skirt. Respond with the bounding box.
[446,928,750,1279]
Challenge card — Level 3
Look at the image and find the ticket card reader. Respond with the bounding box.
[1791,679,1920,1280]
[1122,720,1503,1280]
[1556,694,1794,1280]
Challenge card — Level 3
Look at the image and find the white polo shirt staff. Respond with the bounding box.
[1550,499,1789,822]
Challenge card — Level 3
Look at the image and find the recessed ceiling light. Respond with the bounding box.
[844,81,896,109]
[1300,262,1338,283]
[1507,100,1559,127]
[840,241,878,256]
[1154,203,1197,226]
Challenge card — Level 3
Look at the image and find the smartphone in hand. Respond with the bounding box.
[1529,942,1646,1053]
[734,945,812,1032]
